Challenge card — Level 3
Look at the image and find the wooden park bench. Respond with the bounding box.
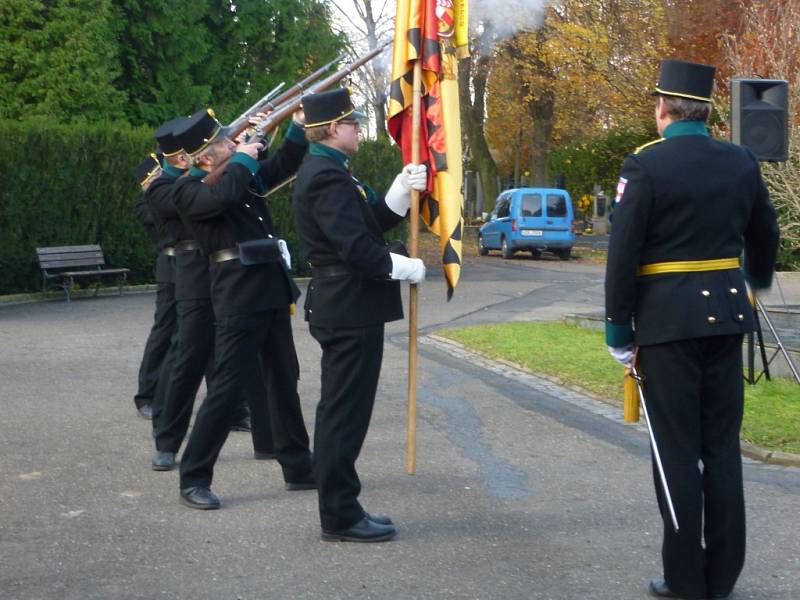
[36,245,131,302]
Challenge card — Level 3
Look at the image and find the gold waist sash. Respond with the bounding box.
[636,257,739,277]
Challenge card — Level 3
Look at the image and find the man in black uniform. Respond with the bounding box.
[172,108,313,509]
[146,117,257,472]
[605,59,779,599]
[292,88,426,542]
[132,153,176,421]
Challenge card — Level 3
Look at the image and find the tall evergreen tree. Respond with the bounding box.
[202,0,346,122]
[112,0,217,125]
[0,0,125,121]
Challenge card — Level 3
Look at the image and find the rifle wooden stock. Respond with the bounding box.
[203,43,389,186]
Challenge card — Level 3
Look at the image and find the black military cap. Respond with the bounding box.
[155,116,187,157]
[654,59,716,102]
[171,108,228,156]
[303,88,366,128]
[133,154,161,187]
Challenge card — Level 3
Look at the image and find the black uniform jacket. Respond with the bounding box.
[605,121,779,348]
[134,190,175,285]
[292,147,405,328]
[147,166,209,300]
[173,132,306,317]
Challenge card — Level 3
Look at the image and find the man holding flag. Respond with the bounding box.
[292,88,426,542]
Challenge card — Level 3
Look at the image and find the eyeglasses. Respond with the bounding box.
[337,120,362,130]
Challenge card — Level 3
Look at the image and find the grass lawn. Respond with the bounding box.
[437,321,800,454]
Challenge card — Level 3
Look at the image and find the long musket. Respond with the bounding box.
[230,81,287,130]
[630,364,680,533]
[204,43,390,186]
[224,53,345,135]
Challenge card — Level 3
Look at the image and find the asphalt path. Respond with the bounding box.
[1,257,798,599]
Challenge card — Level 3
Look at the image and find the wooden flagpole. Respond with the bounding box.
[407,59,423,475]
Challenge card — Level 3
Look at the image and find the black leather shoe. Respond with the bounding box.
[322,517,396,543]
[707,592,730,599]
[137,404,153,420]
[649,580,680,598]
[254,450,277,460]
[152,451,176,471]
[365,512,393,526]
[230,415,251,432]
[285,473,316,491]
[179,486,221,510]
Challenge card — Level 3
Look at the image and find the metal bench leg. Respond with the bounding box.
[63,277,72,302]
[118,274,127,296]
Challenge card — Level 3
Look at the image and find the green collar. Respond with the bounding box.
[188,166,208,178]
[310,142,350,170]
[663,120,709,139]
[162,162,185,178]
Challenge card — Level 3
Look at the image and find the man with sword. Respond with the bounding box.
[605,59,779,599]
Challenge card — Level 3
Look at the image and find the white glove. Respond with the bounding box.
[402,163,427,192]
[608,345,634,368]
[385,164,428,216]
[389,252,426,284]
[278,239,291,270]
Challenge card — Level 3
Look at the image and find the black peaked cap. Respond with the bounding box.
[155,116,188,156]
[304,88,365,127]
[655,59,716,102]
[133,154,160,185]
[171,109,226,156]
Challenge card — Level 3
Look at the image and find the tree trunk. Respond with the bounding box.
[459,54,499,211]
[528,89,554,186]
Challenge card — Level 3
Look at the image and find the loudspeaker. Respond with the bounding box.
[730,78,789,162]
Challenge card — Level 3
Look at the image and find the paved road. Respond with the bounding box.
[1,258,798,599]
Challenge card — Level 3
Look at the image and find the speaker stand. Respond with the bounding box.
[746,299,800,385]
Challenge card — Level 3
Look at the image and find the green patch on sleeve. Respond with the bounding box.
[605,322,634,347]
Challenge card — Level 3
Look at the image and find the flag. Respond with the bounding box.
[388,0,469,300]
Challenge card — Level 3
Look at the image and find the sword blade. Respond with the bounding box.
[632,365,680,533]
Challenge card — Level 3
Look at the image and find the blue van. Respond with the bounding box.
[478,187,575,260]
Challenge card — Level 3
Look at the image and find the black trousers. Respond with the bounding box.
[638,334,746,600]
[179,308,311,489]
[134,283,177,409]
[310,323,384,531]
[155,299,267,454]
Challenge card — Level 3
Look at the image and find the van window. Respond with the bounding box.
[520,193,543,217]
[546,194,568,217]
[496,197,511,218]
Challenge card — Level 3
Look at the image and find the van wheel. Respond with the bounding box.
[501,237,514,259]
[556,248,571,261]
[478,235,489,256]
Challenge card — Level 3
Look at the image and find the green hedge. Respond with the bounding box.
[0,120,403,294]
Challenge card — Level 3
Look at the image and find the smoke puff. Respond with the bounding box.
[471,0,548,43]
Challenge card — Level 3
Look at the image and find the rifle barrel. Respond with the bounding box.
[203,44,389,186]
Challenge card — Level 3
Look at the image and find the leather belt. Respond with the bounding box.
[210,247,239,263]
[161,246,176,257]
[175,240,200,252]
[311,264,350,278]
[636,257,739,277]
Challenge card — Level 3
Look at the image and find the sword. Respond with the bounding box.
[630,364,680,533]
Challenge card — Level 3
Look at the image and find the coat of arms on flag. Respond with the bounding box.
[388,0,469,299]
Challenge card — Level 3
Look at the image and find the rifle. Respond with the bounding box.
[223,52,345,136]
[203,43,389,186]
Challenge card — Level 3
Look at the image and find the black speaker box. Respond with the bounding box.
[730,78,788,162]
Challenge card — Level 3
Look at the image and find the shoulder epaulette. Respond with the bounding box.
[634,138,666,154]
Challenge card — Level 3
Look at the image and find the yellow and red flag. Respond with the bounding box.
[389,0,469,299]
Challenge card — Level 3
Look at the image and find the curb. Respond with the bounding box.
[0,284,159,306]
[0,277,312,308]
[427,334,800,468]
